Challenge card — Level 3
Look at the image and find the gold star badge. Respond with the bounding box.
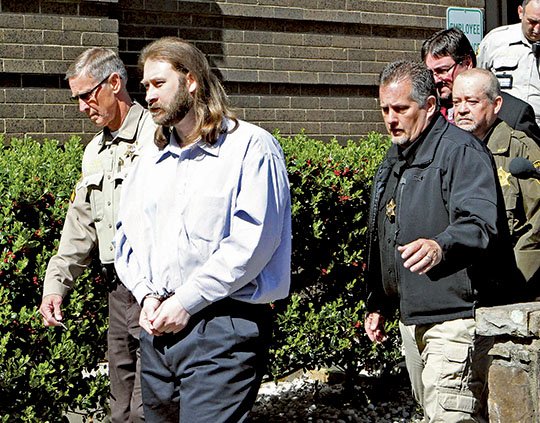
[386,198,396,222]
[498,166,511,187]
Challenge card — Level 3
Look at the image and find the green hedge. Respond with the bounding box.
[0,132,398,421]
[270,131,399,382]
[0,138,109,422]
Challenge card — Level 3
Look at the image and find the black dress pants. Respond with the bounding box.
[139,299,271,423]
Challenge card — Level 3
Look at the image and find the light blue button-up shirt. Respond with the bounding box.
[114,118,291,315]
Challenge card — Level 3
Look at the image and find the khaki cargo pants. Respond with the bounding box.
[399,318,493,423]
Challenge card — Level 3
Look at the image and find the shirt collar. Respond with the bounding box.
[155,130,191,162]
[485,119,512,156]
[98,101,145,148]
[199,117,234,156]
[155,117,233,162]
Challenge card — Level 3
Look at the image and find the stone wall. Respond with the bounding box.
[0,0,484,142]
[476,302,540,423]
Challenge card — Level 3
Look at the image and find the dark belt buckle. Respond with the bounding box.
[101,264,118,290]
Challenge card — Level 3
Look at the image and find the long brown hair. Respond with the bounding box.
[139,37,237,147]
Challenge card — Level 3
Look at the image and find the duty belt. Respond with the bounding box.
[101,263,119,289]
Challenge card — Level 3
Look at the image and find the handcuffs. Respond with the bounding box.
[141,289,174,307]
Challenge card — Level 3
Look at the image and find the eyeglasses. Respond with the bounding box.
[70,75,110,102]
[430,62,460,77]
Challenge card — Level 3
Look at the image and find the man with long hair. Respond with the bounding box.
[114,37,291,422]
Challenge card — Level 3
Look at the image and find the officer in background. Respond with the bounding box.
[478,0,540,125]
[38,48,156,422]
[453,68,540,296]
[422,27,540,144]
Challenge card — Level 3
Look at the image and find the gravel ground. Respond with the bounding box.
[250,369,424,422]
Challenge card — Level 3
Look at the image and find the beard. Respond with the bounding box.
[391,135,411,146]
[149,82,194,127]
[388,127,413,147]
[390,134,416,149]
[454,117,478,134]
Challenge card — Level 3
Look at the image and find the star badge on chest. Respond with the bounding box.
[497,166,511,188]
[386,198,396,223]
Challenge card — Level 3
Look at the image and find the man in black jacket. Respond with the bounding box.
[421,27,540,145]
[365,60,523,422]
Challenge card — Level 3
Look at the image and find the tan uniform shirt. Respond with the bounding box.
[487,120,540,283]
[42,102,156,297]
[477,23,540,125]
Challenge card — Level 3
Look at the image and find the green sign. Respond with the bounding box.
[446,7,484,52]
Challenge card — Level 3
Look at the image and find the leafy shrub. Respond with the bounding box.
[0,137,109,422]
[270,131,400,383]
[0,132,399,420]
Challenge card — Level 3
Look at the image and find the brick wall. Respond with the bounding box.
[0,1,118,142]
[0,0,485,142]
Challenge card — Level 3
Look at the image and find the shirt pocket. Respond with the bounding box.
[79,172,104,222]
[185,195,228,245]
[492,56,519,72]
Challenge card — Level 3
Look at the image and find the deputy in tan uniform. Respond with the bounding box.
[477,0,540,125]
[453,69,540,296]
[38,48,156,422]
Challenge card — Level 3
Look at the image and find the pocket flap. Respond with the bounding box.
[443,344,469,363]
[492,56,519,71]
[78,172,104,189]
[439,391,477,413]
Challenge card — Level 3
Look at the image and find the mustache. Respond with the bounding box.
[435,81,448,89]
[148,102,166,112]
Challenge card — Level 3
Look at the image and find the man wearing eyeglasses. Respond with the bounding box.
[39,47,156,422]
[422,27,540,144]
[478,0,540,126]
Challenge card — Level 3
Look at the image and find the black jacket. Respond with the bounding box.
[499,92,540,146]
[366,114,523,325]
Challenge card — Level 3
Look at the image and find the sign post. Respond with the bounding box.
[446,7,484,52]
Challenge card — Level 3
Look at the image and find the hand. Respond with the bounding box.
[139,297,162,336]
[365,312,387,343]
[39,294,64,327]
[398,238,442,275]
[149,295,191,335]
